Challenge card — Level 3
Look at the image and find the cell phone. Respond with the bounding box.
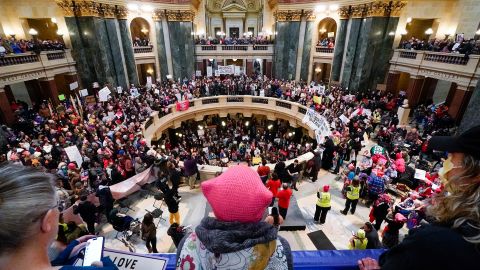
[82,237,104,266]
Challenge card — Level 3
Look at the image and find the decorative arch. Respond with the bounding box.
[317,17,337,42]
[130,17,151,42]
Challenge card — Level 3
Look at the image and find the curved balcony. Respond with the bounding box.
[0,50,77,87]
[312,46,334,64]
[389,49,480,88]
[133,46,155,64]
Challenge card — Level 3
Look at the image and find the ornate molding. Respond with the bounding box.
[274,10,303,21]
[338,6,351,20]
[365,1,390,17]
[76,1,101,17]
[152,10,164,21]
[390,1,407,17]
[56,0,129,19]
[165,10,195,21]
[115,6,128,20]
[56,0,77,17]
[304,10,316,21]
[350,4,367,18]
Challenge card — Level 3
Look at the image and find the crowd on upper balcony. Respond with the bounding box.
[132,37,152,47]
[399,37,480,55]
[195,36,273,45]
[316,38,335,48]
[0,37,66,57]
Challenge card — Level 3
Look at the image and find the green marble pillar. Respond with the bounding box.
[274,21,301,80]
[331,19,348,82]
[459,80,480,133]
[341,18,362,89]
[104,18,128,87]
[154,21,169,80]
[168,21,195,80]
[118,19,139,85]
[300,21,314,81]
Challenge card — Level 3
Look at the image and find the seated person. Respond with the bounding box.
[109,208,134,231]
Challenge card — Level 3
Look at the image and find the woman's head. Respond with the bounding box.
[143,213,154,225]
[0,164,58,256]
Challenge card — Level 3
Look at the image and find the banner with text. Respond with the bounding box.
[302,109,331,144]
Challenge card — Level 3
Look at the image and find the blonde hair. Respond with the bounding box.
[0,164,56,254]
[427,154,480,244]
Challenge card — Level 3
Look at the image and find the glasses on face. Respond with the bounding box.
[32,200,60,223]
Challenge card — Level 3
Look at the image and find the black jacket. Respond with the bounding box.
[379,223,480,269]
[73,201,97,222]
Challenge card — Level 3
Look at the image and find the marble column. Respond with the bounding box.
[3,85,15,103]
[265,61,273,78]
[273,21,301,79]
[448,85,472,122]
[168,21,195,80]
[459,79,480,132]
[406,76,425,107]
[39,79,60,105]
[340,18,362,89]
[104,18,128,87]
[294,17,307,81]
[0,87,15,125]
[162,17,174,77]
[118,19,138,85]
[419,77,438,104]
[154,20,169,80]
[246,60,253,76]
[300,21,314,81]
[331,19,348,82]
[445,83,458,107]
[386,71,400,94]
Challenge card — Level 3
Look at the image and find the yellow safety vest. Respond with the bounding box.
[346,186,360,200]
[352,238,368,250]
[317,192,331,207]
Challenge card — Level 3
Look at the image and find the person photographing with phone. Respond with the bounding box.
[0,164,117,270]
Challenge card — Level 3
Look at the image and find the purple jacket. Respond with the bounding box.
[184,158,198,176]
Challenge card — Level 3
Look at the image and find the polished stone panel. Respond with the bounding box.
[168,22,195,80]
[331,19,348,82]
[341,19,362,89]
[92,17,116,85]
[274,22,301,80]
[459,81,480,132]
[118,19,139,85]
[105,18,128,88]
[154,21,169,80]
[300,22,314,81]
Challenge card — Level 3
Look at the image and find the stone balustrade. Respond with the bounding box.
[312,46,334,64]
[390,49,480,89]
[142,95,313,146]
[315,46,334,53]
[195,45,274,60]
[0,50,77,88]
[133,46,154,54]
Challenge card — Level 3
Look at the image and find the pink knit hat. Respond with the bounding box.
[201,165,272,223]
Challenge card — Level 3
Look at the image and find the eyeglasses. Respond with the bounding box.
[32,200,60,223]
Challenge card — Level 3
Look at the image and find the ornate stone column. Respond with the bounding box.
[0,86,15,125]
[448,85,473,122]
[406,75,425,107]
[331,7,350,82]
[385,71,400,94]
[39,78,61,105]
[294,12,307,81]
[460,79,480,132]
[273,10,302,79]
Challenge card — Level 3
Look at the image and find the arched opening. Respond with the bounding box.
[130,17,151,46]
[317,17,337,47]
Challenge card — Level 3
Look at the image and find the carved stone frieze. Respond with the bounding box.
[365,1,390,17]
[338,6,351,19]
[165,10,195,21]
[350,4,367,18]
[390,1,407,17]
[274,10,303,21]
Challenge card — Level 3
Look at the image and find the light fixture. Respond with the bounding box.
[329,4,339,11]
[245,121,249,127]
[127,3,139,11]
[315,5,326,13]
[425,28,433,35]
[232,58,237,61]
[221,121,226,127]
[319,28,327,34]
[197,29,205,36]
[51,17,57,23]
[315,68,322,73]
[147,68,154,74]
[406,17,412,23]
[388,31,395,36]
[83,31,89,36]
[288,132,293,137]
[57,30,64,36]
[476,29,480,35]
[161,145,165,149]
[208,58,213,62]
[293,131,295,135]
[178,133,183,137]
[247,31,252,36]
[28,28,38,36]
[400,29,408,35]
[198,125,203,130]
[141,5,153,12]
[268,124,273,130]
[141,28,149,34]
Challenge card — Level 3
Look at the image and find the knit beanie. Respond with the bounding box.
[201,165,272,223]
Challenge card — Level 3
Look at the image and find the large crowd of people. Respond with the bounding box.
[399,37,480,55]
[0,37,66,56]
[1,72,478,269]
[195,36,273,45]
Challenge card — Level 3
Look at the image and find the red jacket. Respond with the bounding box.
[277,188,293,209]
[266,179,281,197]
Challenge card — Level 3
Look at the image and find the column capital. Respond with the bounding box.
[456,85,470,91]
[409,75,424,80]
[274,10,303,21]
[338,6,351,20]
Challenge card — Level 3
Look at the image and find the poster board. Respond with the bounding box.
[206,66,213,77]
[79,89,89,97]
[64,146,83,167]
[69,81,78,91]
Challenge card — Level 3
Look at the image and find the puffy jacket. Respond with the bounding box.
[395,158,406,173]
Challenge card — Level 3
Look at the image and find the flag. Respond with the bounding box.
[176,100,190,111]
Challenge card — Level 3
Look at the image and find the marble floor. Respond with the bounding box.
[98,142,407,254]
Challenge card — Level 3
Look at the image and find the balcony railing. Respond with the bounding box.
[195,45,274,56]
[0,50,77,87]
[389,49,480,89]
[0,53,40,67]
[200,45,217,51]
[133,46,153,54]
[315,46,334,53]
[253,45,269,50]
[222,45,248,51]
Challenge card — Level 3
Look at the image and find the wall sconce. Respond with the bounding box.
[56,30,64,37]
[319,29,327,34]
[406,17,412,23]
[29,28,38,36]
[141,28,149,34]
[51,17,57,23]
[147,68,154,74]
[425,28,433,35]
[388,31,395,36]
[400,29,408,35]
[232,58,237,62]
[315,68,322,73]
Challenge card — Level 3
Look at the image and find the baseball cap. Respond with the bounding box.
[428,126,480,159]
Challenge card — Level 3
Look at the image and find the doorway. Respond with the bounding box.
[229,27,239,38]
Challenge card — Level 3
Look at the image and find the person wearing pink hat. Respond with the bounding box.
[314,185,331,224]
[381,212,406,249]
[176,165,293,270]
